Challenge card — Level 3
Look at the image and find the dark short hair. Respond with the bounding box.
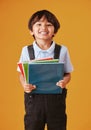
[28,10,60,33]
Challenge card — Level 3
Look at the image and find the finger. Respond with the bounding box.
[59,80,64,83]
[24,84,36,92]
[25,90,31,93]
[56,81,62,85]
[56,82,64,88]
[31,85,36,90]
[33,85,36,88]
[56,82,59,86]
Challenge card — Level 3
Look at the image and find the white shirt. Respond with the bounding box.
[17,41,73,73]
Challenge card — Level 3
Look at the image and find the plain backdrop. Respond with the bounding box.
[0,0,91,130]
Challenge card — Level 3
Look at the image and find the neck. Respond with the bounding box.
[35,39,53,50]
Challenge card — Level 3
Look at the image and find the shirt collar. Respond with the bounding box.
[33,41,55,57]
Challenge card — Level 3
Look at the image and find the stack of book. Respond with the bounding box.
[17,58,64,94]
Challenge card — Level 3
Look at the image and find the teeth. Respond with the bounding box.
[40,32,48,34]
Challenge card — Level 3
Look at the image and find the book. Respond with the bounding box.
[17,59,64,94]
[17,63,24,77]
[23,62,29,83]
[33,57,53,61]
[32,59,59,63]
[28,63,64,94]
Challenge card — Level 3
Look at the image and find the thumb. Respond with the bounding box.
[32,85,36,90]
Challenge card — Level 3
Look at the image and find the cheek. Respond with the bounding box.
[50,27,55,33]
[50,29,55,35]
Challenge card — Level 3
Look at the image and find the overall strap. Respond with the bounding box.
[54,44,61,59]
[27,44,61,60]
[27,45,35,60]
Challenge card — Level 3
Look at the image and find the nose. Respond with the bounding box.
[41,24,47,30]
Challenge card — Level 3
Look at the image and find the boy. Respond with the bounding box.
[17,10,73,130]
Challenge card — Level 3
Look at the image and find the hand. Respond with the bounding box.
[56,80,66,88]
[23,83,36,93]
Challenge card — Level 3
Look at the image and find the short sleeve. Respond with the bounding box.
[59,45,73,73]
[64,49,73,73]
[17,46,30,72]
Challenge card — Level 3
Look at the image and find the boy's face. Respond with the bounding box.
[30,16,55,41]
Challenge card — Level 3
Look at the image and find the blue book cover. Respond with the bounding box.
[28,63,64,94]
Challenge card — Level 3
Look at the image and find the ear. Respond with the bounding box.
[30,30,34,36]
[52,33,56,37]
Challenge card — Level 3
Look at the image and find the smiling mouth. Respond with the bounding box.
[39,31,49,35]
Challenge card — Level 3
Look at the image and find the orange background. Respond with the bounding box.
[0,0,91,130]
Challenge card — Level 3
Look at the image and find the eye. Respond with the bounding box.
[38,24,41,26]
[36,23,41,26]
[46,23,53,26]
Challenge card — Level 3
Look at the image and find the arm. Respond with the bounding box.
[56,73,71,88]
[19,73,36,93]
